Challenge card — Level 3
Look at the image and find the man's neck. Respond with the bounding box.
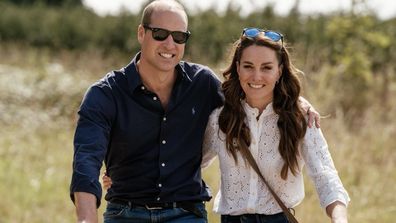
[137,61,177,109]
[137,61,176,92]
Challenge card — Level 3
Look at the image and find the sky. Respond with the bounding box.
[83,0,396,20]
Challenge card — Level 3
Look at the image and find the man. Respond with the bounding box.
[71,1,222,222]
[70,1,319,222]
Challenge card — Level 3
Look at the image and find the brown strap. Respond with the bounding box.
[244,149,299,223]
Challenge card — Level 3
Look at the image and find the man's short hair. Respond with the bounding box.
[141,0,188,26]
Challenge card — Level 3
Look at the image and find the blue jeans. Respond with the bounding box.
[103,201,207,223]
[221,213,288,223]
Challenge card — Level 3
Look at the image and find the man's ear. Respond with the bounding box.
[137,25,145,44]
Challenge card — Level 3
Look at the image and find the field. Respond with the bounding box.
[0,44,395,223]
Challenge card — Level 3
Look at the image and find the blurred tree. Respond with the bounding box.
[187,4,243,65]
[316,12,394,126]
[245,4,276,28]
[95,13,140,53]
[2,0,82,7]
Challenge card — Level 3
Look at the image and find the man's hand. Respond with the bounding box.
[306,106,321,128]
[299,97,321,128]
[74,192,98,223]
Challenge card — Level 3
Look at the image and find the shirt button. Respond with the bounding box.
[163,117,167,121]
[161,163,166,167]
[162,140,166,144]
[158,183,162,187]
[141,86,145,90]
[157,197,161,201]
[153,96,158,100]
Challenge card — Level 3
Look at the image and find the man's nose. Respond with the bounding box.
[163,34,176,47]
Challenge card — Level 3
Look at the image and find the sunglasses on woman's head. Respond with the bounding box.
[242,27,284,46]
[143,25,191,44]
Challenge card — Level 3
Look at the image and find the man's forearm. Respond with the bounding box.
[74,192,98,223]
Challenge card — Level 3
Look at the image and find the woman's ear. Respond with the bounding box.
[278,64,283,77]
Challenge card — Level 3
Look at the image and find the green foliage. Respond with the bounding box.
[94,13,140,53]
[306,14,395,123]
[188,8,242,65]
[2,0,82,7]
[0,3,140,52]
[1,2,395,80]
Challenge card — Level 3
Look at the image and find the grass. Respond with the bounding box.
[0,45,395,222]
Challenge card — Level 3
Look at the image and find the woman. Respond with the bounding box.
[101,27,339,222]
[201,28,349,223]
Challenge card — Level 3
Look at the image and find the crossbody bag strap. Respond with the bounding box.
[244,149,299,223]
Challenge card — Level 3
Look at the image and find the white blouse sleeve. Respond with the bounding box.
[301,126,350,209]
[201,109,220,169]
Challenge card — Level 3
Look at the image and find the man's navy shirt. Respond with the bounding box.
[70,53,223,207]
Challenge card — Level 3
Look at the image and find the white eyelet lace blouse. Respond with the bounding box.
[202,101,350,215]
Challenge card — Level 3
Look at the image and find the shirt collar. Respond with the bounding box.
[242,100,275,119]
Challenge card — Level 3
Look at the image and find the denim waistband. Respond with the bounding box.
[221,212,287,223]
[109,199,205,218]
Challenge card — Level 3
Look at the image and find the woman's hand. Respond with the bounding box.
[326,201,348,223]
[102,171,113,190]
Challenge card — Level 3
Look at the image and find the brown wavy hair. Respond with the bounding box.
[219,34,307,180]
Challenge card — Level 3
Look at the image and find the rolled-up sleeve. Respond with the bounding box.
[301,126,350,209]
[70,84,115,207]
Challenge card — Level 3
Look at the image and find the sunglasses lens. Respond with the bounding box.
[150,28,189,44]
[152,29,170,41]
[244,28,261,38]
[265,31,282,42]
[171,32,189,44]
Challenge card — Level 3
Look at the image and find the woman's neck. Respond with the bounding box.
[246,97,272,114]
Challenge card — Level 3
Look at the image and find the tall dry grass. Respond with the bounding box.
[0,45,395,222]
